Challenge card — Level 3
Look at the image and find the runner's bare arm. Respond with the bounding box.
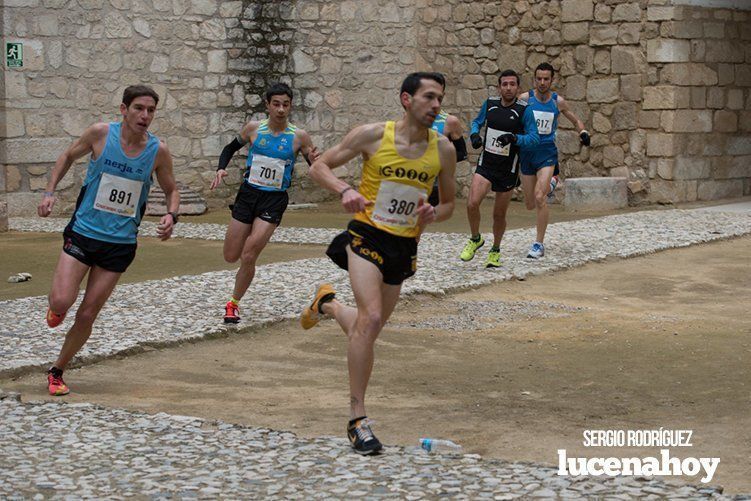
[309,123,383,213]
[444,115,464,141]
[154,141,179,240]
[38,123,108,217]
[418,135,456,227]
[297,129,320,165]
[211,121,259,190]
[518,91,530,102]
[557,96,585,132]
[557,96,589,145]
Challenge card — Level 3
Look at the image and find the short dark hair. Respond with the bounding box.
[499,69,520,85]
[122,85,159,107]
[400,72,446,97]
[265,82,293,102]
[535,62,555,78]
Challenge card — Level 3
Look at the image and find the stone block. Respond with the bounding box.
[642,86,690,110]
[620,74,642,101]
[2,138,70,164]
[703,22,724,38]
[564,177,628,210]
[594,50,610,74]
[690,87,706,109]
[734,64,751,86]
[726,90,743,110]
[647,133,679,157]
[6,166,22,191]
[698,179,744,200]
[610,166,629,178]
[0,196,6,232]
[603,146,625,167]
[613,102,637,130]
[705,41,746,64]
[2,110,26,138]
[706,88,724,109]
[712,156,751,179]
[564,74,587,100]
[639,111,661,129]
[612,3,641,22]
[674,157,711,180]
[561,0,594,22]
[590,24,618,46]
[647,39,690,63]
[657,158,675,180]
[611,46,645,74]
[648,179,698,204]
[718,64,734,87]
[6,193,42,217]
[662,20,702,39]
[727,137,751,156]
[594,4,611,23]
[207,50,226,73]
[647,6,676,21]
[661,64,717,86]
[618,23,641,44]
[740,112,751,132]
[586,78,619,103]
[592,112,612,133]
[497,46,526,74]
[660,110,713,133]
[561,22,589,44]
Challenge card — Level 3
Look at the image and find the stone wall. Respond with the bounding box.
[1,0,749,216]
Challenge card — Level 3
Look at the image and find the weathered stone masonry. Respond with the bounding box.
[1,0,749,224]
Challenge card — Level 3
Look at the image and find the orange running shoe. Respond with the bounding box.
[46,308,66,328]
[224,301,240,324]
[300,283,336,330]
[47,368,69,396]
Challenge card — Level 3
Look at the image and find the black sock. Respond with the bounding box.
[48,366,63,378]
[491,246,500,252]
[317,293,336,314]
[470,234,481,242]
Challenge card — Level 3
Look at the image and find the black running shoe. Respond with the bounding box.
[347,417,383,455]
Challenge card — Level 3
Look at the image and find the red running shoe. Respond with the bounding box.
[46,308,66,328]
[224,301,240,324]
[47,368,69,396]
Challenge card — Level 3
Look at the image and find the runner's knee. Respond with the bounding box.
[49,293,75,315]
[356,310,382,337]
[74,304,100,326]
[240,247,260,266]
[534,190,548,207]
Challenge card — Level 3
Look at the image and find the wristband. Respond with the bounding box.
[339,186,353,197]
[43,191,54,197]
[168,211,179,224]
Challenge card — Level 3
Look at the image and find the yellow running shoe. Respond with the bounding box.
[300,283,336,330]
[485,249,501,268]
[459,236,484,261]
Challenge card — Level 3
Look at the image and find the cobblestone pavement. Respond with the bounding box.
[3,209,751,498]
[0,393,733,499]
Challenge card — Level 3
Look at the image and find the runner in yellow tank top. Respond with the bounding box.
[353,120,441,238]
[300,72,457,455]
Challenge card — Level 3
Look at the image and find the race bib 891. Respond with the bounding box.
[94,172,143,217]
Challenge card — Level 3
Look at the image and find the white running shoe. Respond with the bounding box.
[527,242,545,259]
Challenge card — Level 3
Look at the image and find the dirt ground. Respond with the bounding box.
[3,231,749,493]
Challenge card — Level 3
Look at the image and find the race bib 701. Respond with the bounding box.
[248,154,286,189]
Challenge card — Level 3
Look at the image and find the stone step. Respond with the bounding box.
[146,183,207,216]
[564,177,628,210]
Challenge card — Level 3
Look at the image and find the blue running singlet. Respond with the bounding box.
[523,89,560,151]
[430,111,448,136]
[245,120,298,192]
[71,122,159,244]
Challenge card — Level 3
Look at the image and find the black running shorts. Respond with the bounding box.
[475,164,521,193]
[326,220,418,286]
[231,182,289,225]
[62,226,137,273]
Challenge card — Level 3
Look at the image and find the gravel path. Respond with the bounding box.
[3,209,751,498]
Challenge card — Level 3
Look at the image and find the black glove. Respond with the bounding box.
[498,133,516,147]
[579,130,591,147]
[470,133,483,149]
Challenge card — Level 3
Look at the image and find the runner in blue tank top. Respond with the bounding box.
[210,83,320,324]
[428,110,466,207]
[518,62,590,259]
[37,85,179,396]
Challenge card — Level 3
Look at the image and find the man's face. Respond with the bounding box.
[266,94,292,120]
[535,70,553,94]
[403,79,444,128]
[498,76,519,102]
[120,96,157,132]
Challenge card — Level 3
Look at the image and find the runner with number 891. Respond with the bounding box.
[109,189,132,205]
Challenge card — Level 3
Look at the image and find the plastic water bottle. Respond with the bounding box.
[419,438,463,454]
[549,175,559,195]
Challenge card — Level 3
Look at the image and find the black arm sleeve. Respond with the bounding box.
[452,137,468,162]
[217,138,245,171]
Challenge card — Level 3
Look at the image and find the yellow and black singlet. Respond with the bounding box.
[353,121,442,238]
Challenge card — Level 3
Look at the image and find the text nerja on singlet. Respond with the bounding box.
[378,164,430,183]
[104,157,141,174]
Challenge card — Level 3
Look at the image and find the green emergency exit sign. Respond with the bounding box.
[6,42,23,68]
